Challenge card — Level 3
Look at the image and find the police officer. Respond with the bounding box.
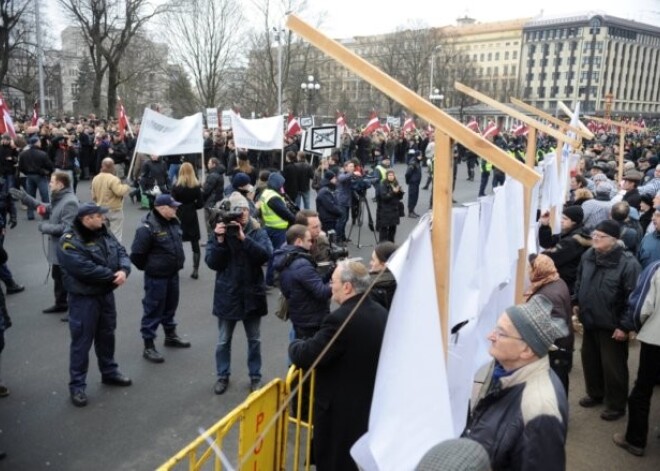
[130,194,189,364]
[57,203,132,408]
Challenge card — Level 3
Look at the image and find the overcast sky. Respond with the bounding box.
[46,0,660,47]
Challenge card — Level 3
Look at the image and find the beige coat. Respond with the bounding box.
[638,269,660,347]
[91,172,130,211]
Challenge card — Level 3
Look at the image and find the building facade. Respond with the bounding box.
[520,13,660,114]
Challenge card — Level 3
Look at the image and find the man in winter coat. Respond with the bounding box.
[11,172,79,317]
[201,157,226,238]
[636,206,660,269]
[57,203,132,407]
[335,161,356,244]
[315,171,342,234]
[17,136,53,220]
[463,295,569,471]
[289,261,387,471]
[130,194,189,364]
[206,192,272,395]
[573,219,641,421]
[273,224,331,339]
[539,206,592,294]
[91,158,130,242]
[405,151,423,218]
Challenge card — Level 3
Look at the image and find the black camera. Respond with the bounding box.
[210,200,243,237]
[326,230,349,261]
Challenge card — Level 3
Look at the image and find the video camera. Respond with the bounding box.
[209,199,243,238]
[326,230,349,261]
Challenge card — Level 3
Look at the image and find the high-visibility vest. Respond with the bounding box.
[260,189,288,229]
[375,165,387,181]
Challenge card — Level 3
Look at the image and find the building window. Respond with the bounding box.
[480,53,484,61]
[538,87,546,98]
[554,57,563,66]
[505,51,509,60]
[495,52,500,60]
[504,65,509,75]
[513,51,518,60]
[487,53,492,61]
[511,65,516,75]
[71,84,79,96]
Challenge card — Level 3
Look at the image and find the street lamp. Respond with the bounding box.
[430,88,444,103]
[429,45,442,99]
[300,75,320,115]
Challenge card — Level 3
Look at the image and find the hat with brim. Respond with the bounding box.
[154,194,182,208]
[77,202,109,218]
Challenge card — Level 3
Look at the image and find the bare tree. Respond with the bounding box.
[162,0,245,109]
[57,0,165,117]
[396,22,438,96]
[0,0,32,90]
[166,64,198,118]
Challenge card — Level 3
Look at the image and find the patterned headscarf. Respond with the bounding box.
[525,253,560,299]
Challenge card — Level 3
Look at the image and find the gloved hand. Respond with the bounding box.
[8,188,26,201]
[36,205,47,217]
[9,217,17,229]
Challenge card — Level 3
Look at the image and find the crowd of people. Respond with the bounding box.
[0,112,660,469]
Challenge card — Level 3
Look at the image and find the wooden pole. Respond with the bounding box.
[510,98,593,140]
[515,127,537,303]
[431,130,453,355]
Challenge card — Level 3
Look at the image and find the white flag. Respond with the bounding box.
[351,216,454,471]
[135,108,203,156]
[230,112,283,150]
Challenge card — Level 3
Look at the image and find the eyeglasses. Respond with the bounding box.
[491,327,524,341]
[591,232,614,240]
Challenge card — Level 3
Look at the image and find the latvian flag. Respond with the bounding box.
[466,116,480,133]
[0,94,17,139]
[363,111,380,135]
[286,112,302,137]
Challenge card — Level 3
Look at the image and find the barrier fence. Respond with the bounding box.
[157,368,316,471]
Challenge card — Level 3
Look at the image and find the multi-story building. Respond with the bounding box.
[520,12,660,114]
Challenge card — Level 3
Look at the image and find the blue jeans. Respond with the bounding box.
[168,164,181,185]
[215,317,261,380]
[25,175,49,219]
[68,293,119,392]
[335,206,350,241]
[296,190,311,210]
[265,227,286,285]
[141,274,180,339]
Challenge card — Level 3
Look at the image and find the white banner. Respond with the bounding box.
[230,112,283,150]
[135,108,203,156]
[221,110,232,130]
[206,108,218,129]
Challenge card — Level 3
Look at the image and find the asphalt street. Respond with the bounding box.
[0,161,658,470]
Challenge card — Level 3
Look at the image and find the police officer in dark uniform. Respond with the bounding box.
[57,203,133,408]
[130,194,189,364]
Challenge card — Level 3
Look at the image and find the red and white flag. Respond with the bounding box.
[0,94,17,139]
[286,112,302,137]
[117,99,129,140]
[481,120,499,139]
[363,111,380,135]
[31,101,39,126]
[512,122,528,137]
[466,116,480,134]
[638,117,646,129]
[336,110,351,134]
[402,116,416,133]
[587,120,597,133]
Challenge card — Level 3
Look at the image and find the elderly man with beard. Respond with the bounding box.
[573,220,641,421]
[463,295,569,471]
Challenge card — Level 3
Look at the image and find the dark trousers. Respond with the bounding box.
[335,206,350,242]
[478,171,490,197]
[407,184,420,213]
[141,274,180,340]
[378,226,396,243]
[53,264,68,307]
[581,328,629,411]
[549,349,573,396]
[625,342,660,448]
[265,227,286,286]
[25,175,49,219]
[492,169,506,189]
[68,292,119,392]
[467,157,477,180]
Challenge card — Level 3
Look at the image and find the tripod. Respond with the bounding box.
[348,191,378,248]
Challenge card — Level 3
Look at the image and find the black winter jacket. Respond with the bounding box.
[130,211,185,277]
[57,219,131,296]
[574,244,641,331]
[316,180,342,231]
[273,245,331,331]
[539,224,591,293]
[376,180,403,229]
[18,147,54,176]
[463,359,568,471]
[201,166,226,207]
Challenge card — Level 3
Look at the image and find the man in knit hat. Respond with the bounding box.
[573,219,641,421]
[416,438,490,471]
[538,205,591,294]
[463,295,569,470]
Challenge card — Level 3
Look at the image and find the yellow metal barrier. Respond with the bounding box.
[157,378,285,471]
[282,366,316,471]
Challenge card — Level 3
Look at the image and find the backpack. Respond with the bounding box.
[273,251,315,322]
[624,260,660,332]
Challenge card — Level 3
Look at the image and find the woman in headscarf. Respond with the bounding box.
[525,253,574,396]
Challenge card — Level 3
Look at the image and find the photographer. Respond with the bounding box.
[274,224,332,340]
[206,192,272,395]
[53,132,79,193]
[295,209,331,263]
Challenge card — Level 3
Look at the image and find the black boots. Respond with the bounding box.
[164,329,191,348]
[191,252,200,279]
[5,280,24,294]
[143,338,164,363]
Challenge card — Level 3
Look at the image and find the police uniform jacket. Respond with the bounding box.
[57,219,131,296]
[130,210,185,277]
[205,217,272,320]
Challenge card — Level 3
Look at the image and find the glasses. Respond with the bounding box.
[491,327,524,341]
[591,232,614,240]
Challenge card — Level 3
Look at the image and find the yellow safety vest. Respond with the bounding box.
[375,165,387,180]
[260,189,288,229]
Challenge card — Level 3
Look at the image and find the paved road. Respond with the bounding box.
[0,161,658,470]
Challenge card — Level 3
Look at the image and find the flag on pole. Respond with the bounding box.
[117,98,129,140]
[363,111,380,135]
[587,120,597,133]
[402,116,416,133]
[466,116,480,134]
[336,110,351,134]
[512,122,528,137]
[0,94,17,139]
[286,112,302,137]
[31,101,39,126]
[481,120,498,139]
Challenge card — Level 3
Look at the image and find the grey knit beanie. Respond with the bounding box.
[416,438,491,471]
[505,295,568,358]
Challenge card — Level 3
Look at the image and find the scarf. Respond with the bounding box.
[524,253,560,299]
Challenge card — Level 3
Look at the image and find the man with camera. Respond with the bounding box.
[206,192,272,395]
[294,209,331,263]
[130,194,189,364]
